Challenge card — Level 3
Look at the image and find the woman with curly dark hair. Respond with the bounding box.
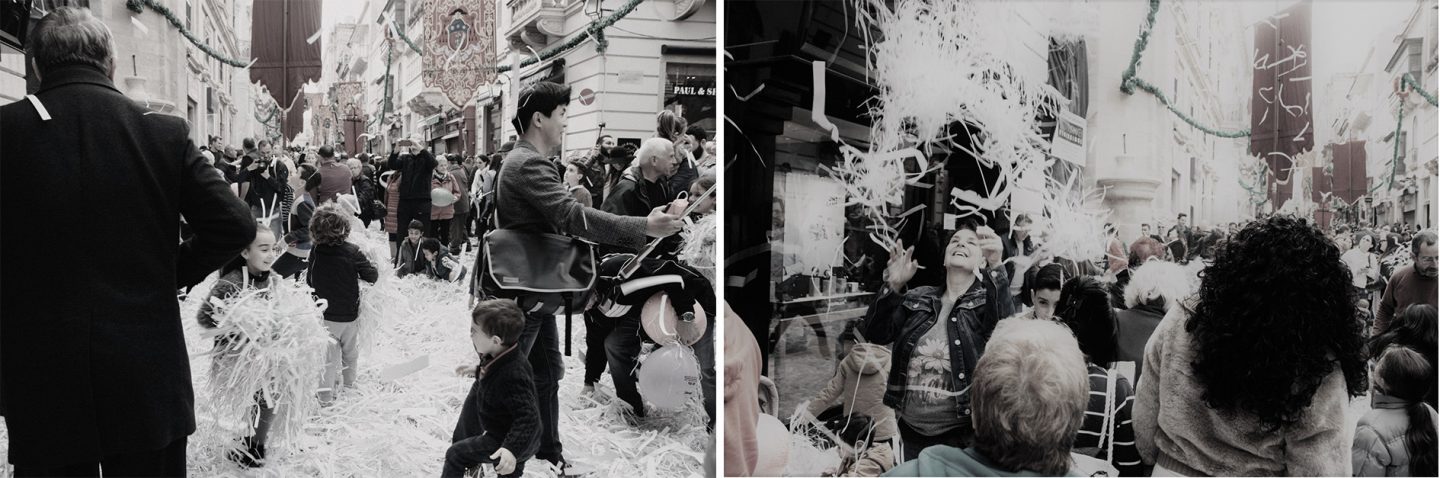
[1133,215,1368,476]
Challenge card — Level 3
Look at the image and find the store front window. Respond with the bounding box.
[663,61,716,134]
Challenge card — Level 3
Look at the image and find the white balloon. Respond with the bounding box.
[430,187,457,207]
[636,344,701,411]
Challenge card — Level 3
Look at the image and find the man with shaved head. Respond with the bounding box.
[601,137,678,224]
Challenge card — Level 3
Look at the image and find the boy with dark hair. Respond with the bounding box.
[445,300,540,478]
[418,237,466,283]
[396,220,429,277]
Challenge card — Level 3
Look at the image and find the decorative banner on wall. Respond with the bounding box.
[331,81,367,154]
[422,0,499,109]
[1249,1,1313,209]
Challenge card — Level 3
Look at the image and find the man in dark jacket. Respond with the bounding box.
[861,220,1011,461]
[0,8,255,475]
[489,82,684,470]
[236,139,289,238]
[593,138,680,416]
[386,139,439,238]
[581,134,617,204]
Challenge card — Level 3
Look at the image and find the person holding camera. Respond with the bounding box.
[236,140,290,239]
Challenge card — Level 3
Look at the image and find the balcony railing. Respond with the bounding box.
[507,0,570,48]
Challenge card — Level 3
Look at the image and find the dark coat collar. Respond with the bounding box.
[36,65,120,95]
[478,343,521,378]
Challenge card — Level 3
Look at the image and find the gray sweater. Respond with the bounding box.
[1134,301,1353,476]
[496,140,647,250]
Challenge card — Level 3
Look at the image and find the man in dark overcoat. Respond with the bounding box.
[0,7,255,476]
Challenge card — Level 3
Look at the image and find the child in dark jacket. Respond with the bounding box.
[419,237,466,283]
[307,204,380,405]
[196,227,279,468]
[445,299,541,478]
[396,219,429,277]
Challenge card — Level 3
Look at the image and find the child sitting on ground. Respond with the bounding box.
[445,299,540,478]
[396,219,429,277]
[308,204,380,405]
[419,237,466,283]
[196,227,279,468]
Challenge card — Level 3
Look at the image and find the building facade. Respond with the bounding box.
[1332,0,1438,230]
[3,1,257,147]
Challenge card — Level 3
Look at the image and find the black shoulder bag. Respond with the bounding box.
[477,164,597,355]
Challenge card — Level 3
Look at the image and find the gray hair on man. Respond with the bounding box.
[635,137,674,167]
[971,317,1088,475]
[1123,260,1194,310]
[30,7,115,76]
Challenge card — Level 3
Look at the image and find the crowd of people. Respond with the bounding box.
[2,8,717,477]
[188,86,722,475]
[726,206,1438,476]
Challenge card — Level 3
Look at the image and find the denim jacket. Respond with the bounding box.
[861,267,1012,418]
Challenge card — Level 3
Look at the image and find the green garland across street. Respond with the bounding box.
[1120,0,1251,138]
[125,0,250,68]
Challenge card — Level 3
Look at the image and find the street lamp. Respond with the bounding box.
[585,0,604,19]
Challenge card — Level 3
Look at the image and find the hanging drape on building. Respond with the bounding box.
[1249,1,1313,209]
[250,0,323,140]
[1047,38,1089,117]
[1331,140,1368,205]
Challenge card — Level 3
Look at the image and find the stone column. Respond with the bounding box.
[1098,155,1162,243]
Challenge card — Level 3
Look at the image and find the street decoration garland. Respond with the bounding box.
[394,20,426,56]
[1402,72,1439,107]
[1119,0,1250,138]
[125,0,251,68]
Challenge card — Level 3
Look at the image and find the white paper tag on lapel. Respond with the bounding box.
[25,95,51,121]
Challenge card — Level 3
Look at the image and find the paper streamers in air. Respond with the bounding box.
[808,0,1103,259]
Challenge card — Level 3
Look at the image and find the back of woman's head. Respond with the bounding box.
[1056,276,1117,367]
[656,110,687,141]
[1124,260,1192,310]
[1371,304,1438,362]
[1187,215,1367,429]
[1374,345,1437,477]
[972,318,1089,475]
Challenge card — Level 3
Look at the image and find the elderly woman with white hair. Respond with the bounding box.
[1114,260,1193,379]
[884,318,1089,476]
